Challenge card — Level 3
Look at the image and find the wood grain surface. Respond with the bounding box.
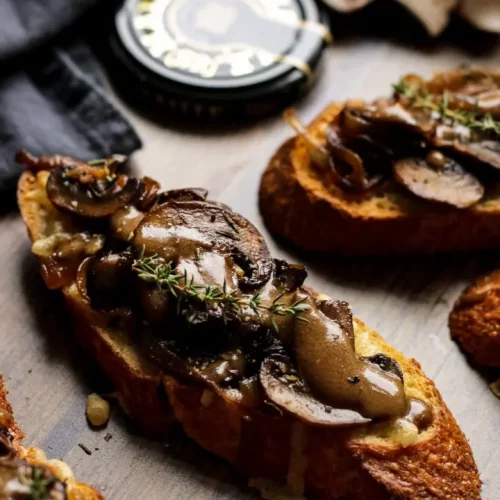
[2,12,500,500]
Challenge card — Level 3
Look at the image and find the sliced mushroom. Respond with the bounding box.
[134,200,273,290]
[317,299,354,342]
[46,166,141,218]
[394,152,484,208]
[355,102,435,137]
[110,205,145,241]
[273,260,307,291]
[136,176,161,210]
[451,141,500,171]
[260,356,370,427]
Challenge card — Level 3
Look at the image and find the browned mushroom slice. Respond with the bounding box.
[46,166,141,218]
[273,259,307,291]
[350,102,435,137]
[325,125,388,193]
[136,176,161,211]
[260,356,370,427]
[452,140,500,171]
[394,152,484,208]
[134,200,273,289]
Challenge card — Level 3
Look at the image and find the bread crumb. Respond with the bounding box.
[86,393,110,427]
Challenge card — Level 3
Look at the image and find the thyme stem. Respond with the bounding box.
[392,79,500,136]
[132,254,309,330]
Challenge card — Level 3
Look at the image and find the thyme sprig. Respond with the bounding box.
[132,254,309,331]
[392,79,500,136]
[19,467,57,500]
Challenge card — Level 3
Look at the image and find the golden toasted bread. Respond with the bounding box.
[449,271,500,367]
[18,165,481,499]
[259,69,500,255]
[0,375,102,500]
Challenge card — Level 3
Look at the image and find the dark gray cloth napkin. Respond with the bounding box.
[0,0,142,206]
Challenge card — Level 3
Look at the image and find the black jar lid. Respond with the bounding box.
[110,0,331,119]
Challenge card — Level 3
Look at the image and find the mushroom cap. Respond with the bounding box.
[260,356,370,427]
[394,154,484,208]
[46,167,141,218]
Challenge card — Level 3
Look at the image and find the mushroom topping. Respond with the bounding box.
[135,176,161,211]
[290,69,500,207]
[292,295,407,420]
[394,152,484,208]
[260,356,370,427]
[451,140,500,171]
[29,155,431,429]
[46,165,141,218]
[133,200,273,293]
[110,205,145,242]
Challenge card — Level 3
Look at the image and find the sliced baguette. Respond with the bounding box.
[0,374,102,500]
[259,102,500,255]
[449,270,500,367]
[18,169,481,499]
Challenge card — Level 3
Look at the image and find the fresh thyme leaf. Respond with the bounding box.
[19,467,57,500]
[132,257,309,331]
[393,78,500,137]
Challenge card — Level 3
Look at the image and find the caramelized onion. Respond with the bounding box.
[284,109,330,169]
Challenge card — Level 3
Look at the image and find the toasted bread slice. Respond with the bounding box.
[18,168,481,499]
[0,375,102,499]
[259,102,500,255]
[449,271,500,367]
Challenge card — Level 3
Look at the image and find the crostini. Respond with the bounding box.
[17,152,480,499]
[260,67,500,254]
[0,374,102,499]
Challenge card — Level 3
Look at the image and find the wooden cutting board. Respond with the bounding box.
[1,15,499,500]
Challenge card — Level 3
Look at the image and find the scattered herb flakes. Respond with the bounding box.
[104,433,113,442]
[347,376,360,384]
[78,443,92,455]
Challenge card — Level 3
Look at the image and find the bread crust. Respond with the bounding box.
[17,170,481,499]
[0,375,103,500]
[449,271,500,367]
[259,103,500,255]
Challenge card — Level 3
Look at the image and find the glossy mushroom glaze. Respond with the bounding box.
[19,153,432,431]
[287,67,500,209]
[0,409,66,500]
